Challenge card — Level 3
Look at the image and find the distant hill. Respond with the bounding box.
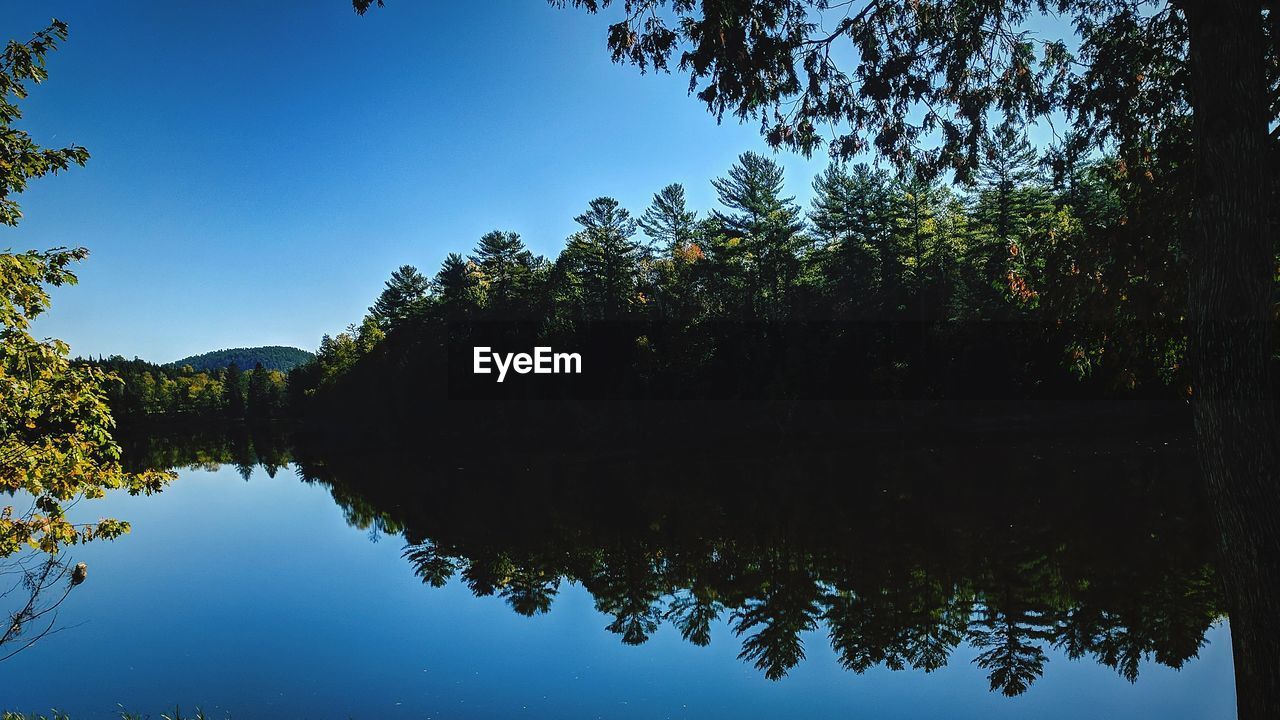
[168,346,314,372]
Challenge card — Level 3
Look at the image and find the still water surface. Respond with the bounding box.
[1,430,1238,718]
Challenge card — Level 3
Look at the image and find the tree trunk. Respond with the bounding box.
[1184,2,1280,718]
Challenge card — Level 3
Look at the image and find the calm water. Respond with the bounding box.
[0,428,1238,718]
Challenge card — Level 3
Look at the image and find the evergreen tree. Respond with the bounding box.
[968,123,1054,316]
[558,197,642,320]
[470,230,539,314]
[432,252,481,316]
[638,183,698,258]
[711,152,806,320]
[638,184,707,328]
[369,265,430,330]
[972,123,1044,239]
[889,172,962,320]
[221,363,245,418]
[247,362,271,418]
[809,164,894,318]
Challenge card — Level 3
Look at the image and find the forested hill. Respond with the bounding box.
[169,346,314,372]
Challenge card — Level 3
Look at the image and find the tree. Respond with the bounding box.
[971,124,1047,238]
[1,22,171,557]
[810,163,908,324]
[558,197,643,320]
[0,21,88,227]
[432,252,482,318]
[2,250,172,557]
[2,21,173,658]
[246,362,280,419]
[369,265,430,330]
[221,363,245,418]
[470,230,543,316]
[638,183,706,327]
[710,152,806,320]
[529,3,1280,714]
[968,123,1054,317]
[638,183,698,258]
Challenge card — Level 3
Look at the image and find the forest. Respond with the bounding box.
[83,343,312,421]
[96,128,1211,436]
[4,2,1278,716]
[272,128,1203,438]
[91,356,289,421]
[166,346,314,373]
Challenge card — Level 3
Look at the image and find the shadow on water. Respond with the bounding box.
[119,417,1222,698]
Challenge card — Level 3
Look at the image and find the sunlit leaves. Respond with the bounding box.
[1,23,173,556]
[1,21,89,227]
[1,251,174,557]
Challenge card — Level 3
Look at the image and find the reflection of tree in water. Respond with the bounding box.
[126,427,1222,696]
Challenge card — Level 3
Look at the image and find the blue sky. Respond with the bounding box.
[2,1,836,362]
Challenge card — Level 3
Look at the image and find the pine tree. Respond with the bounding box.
[710,152,806,320]
[559,197,642,320]
[369,265,430,330]
[221,363,245,418]
[638,183,698,258]
[432,252,480,317]
[969,123,1054,316]
[809,163,894,318]
[973,123,1044,239]
[246,362,271,418]
[471,230,539,314]
[637,184,707,327]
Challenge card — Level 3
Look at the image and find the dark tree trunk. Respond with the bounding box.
[1184,2,1280,718]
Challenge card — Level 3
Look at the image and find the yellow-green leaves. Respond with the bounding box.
[1,22,170,557]
[1,21,90,227]
[1,250,174,557]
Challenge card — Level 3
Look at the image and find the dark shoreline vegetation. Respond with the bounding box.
[103,423,1222,698]
[3,2,1277,716]
[90,144,1219,440]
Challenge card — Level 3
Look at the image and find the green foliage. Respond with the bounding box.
[810,163,898,318]
[706,152,809,320]
[91,351,300,422]
[549,0,1083,178]
[88,355,288,420]
[1,248,173,556]
[558,197,643,321]
[246,363,287,418]
[369,264,430,329]
[637,183,698,257]
[220,363,245,419]
[167,346,313,373]
[1,22,171,558]
[431,252,483,318]
[1,21,89,227]
[281,134,1202,422]
[470,230,547,316]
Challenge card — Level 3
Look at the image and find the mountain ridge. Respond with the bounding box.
[167,345,314,372]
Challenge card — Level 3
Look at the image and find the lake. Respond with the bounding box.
[0,424,1238,718]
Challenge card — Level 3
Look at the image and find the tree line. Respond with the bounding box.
[287,128,1193,428]
[90,356,289,421]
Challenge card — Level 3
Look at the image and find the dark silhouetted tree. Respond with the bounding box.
[370,265,430,330]
[221,363,245,418]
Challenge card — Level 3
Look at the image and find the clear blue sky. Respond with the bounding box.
[2,1,835,362]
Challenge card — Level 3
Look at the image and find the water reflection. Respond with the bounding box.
[121,424,1220,698]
